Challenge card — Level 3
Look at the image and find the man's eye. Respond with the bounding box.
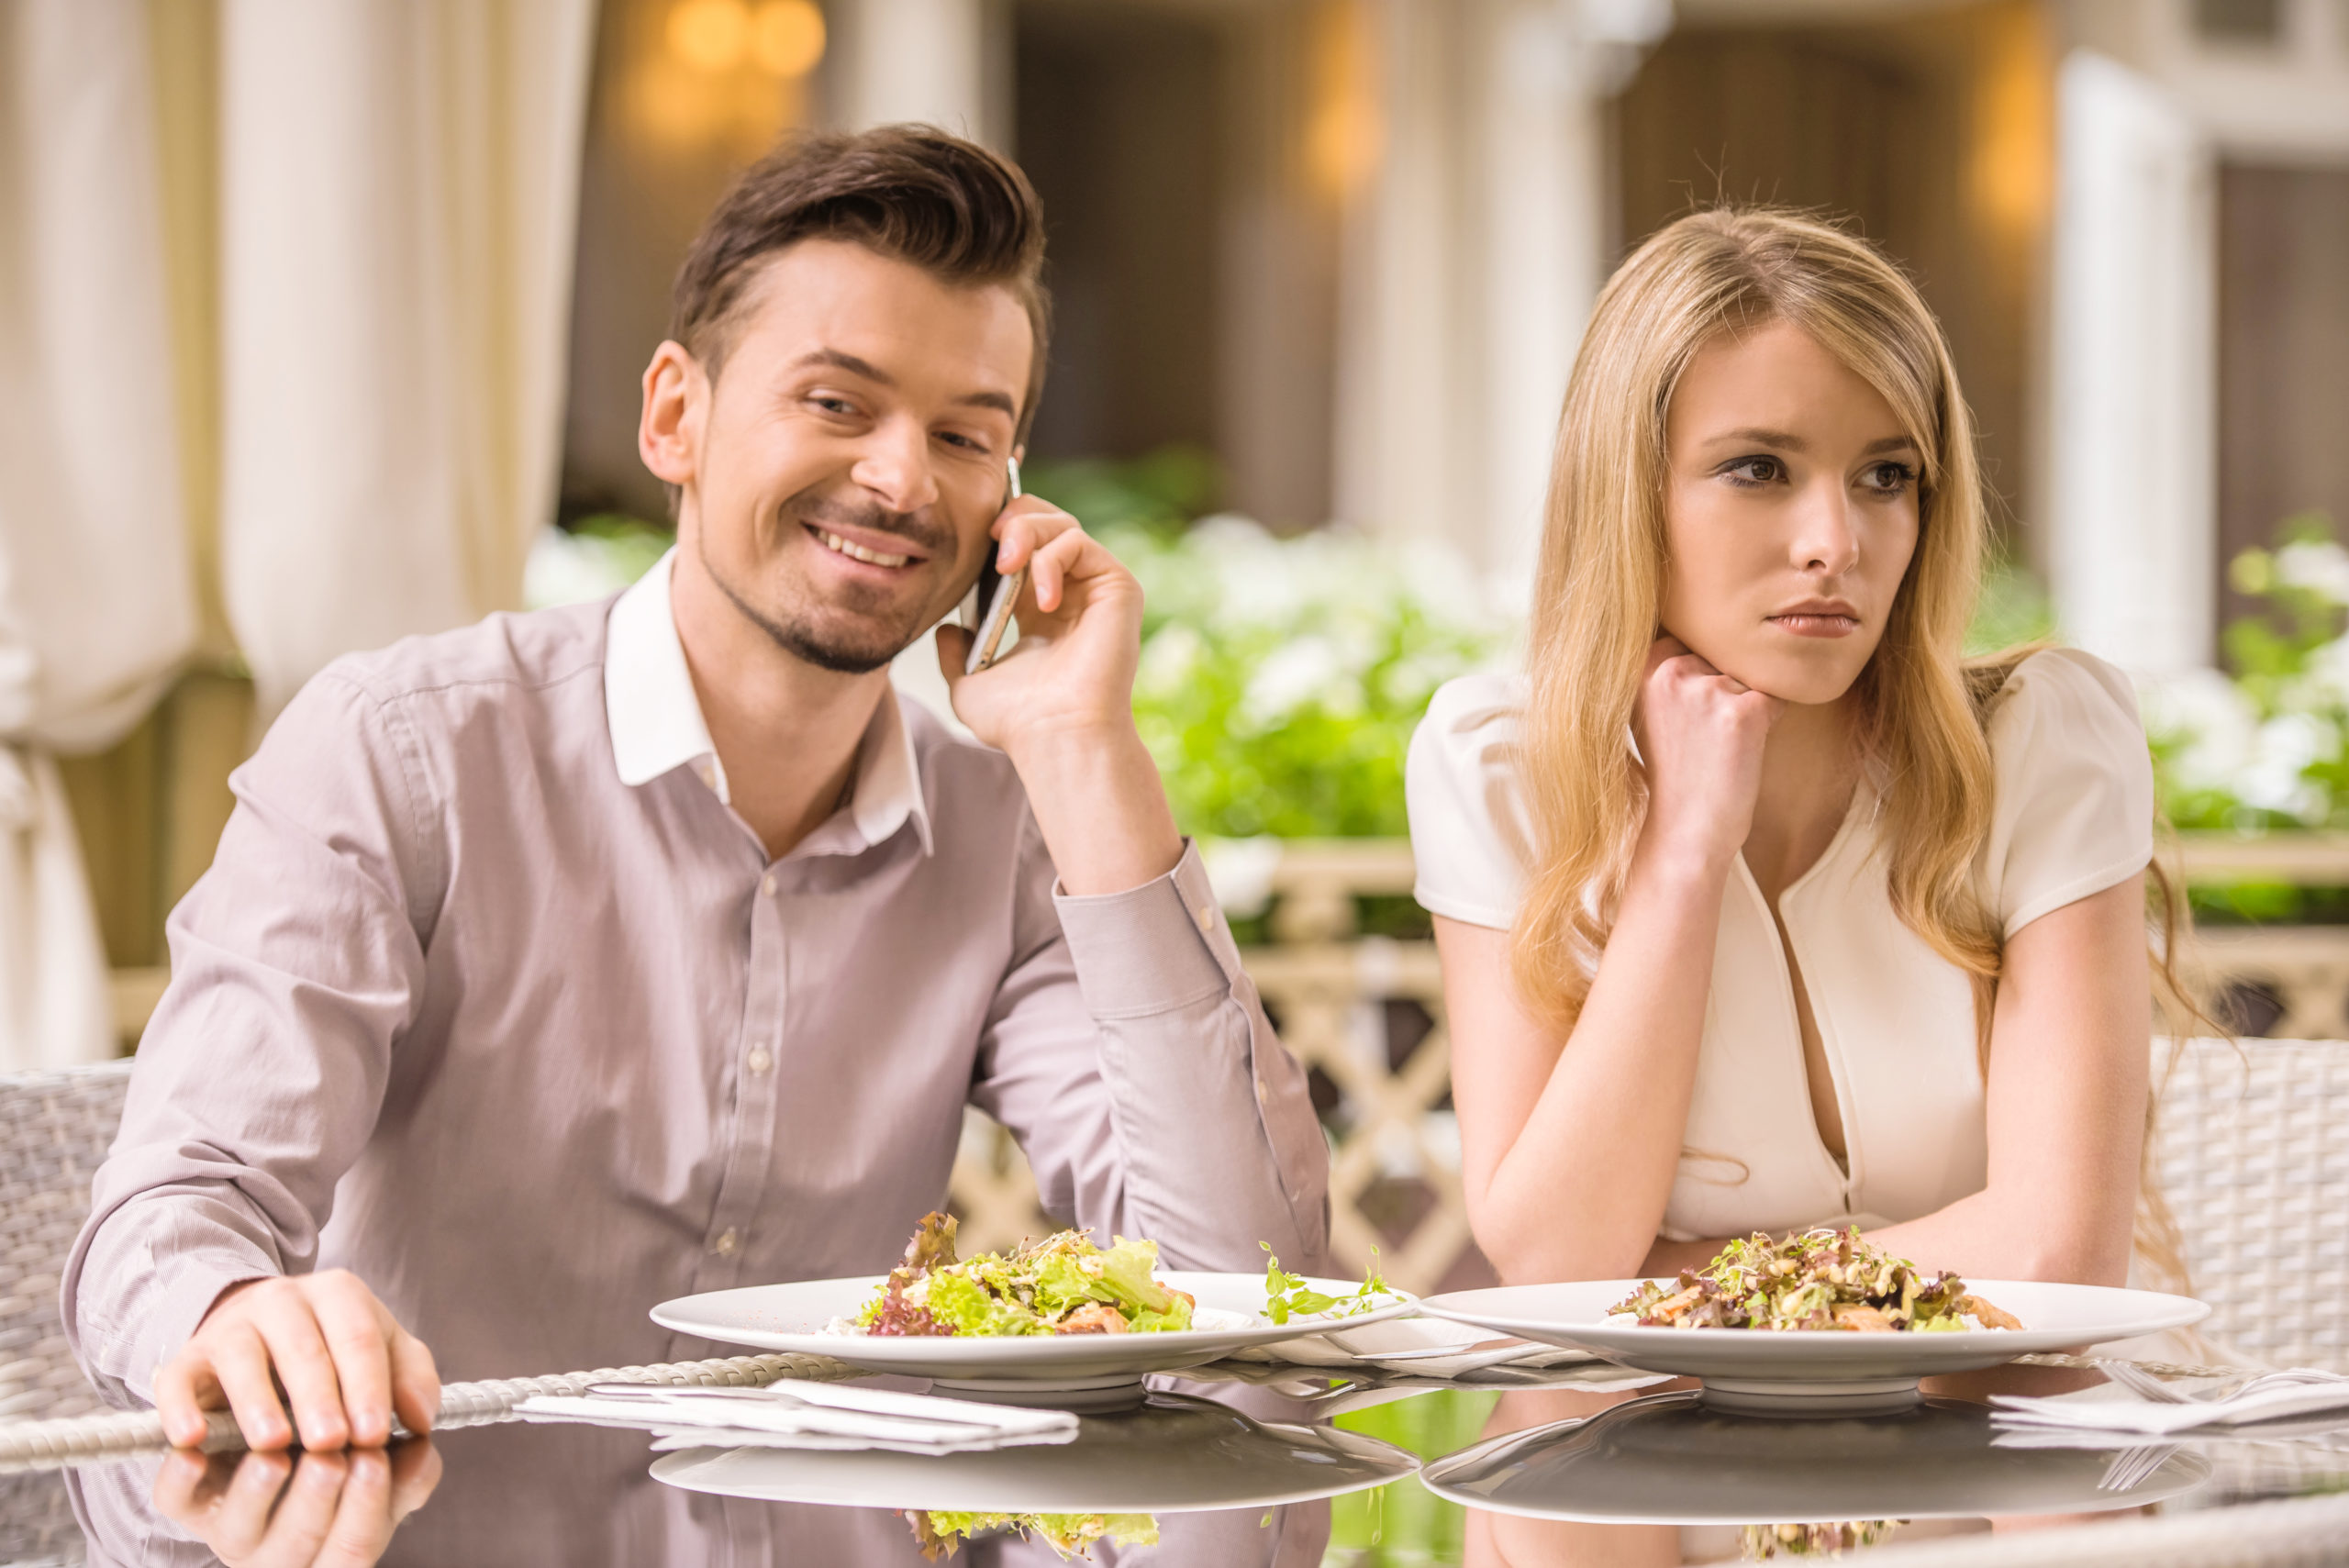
[1722,457,1782,486]
[810,395,858,417]
[937,431,988,454]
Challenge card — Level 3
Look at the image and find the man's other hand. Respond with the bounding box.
[155,1272,440,1451]
[153,1440,441,1567]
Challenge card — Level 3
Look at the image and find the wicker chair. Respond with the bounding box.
[2154,1037,2349,1372]
[0,1062,132,1425]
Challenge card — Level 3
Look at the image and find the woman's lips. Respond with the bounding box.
[1767,613,1860,638]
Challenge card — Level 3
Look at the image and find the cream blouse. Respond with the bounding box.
[1404,649,2154,1242]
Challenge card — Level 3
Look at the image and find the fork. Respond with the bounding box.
[2099,1362,2343,1406]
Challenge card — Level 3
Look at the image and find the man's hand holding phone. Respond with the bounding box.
[935,490,1183,897]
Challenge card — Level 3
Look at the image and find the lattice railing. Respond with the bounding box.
[91,832,2349,1296]
[950,833,2349,1295]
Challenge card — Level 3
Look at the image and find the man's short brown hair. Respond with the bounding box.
[672,125,1052,442]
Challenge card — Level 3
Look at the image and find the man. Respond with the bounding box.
[65,126,1330,1453]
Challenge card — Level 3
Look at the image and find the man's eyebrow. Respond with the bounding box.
[794,348,895,384]
[793,348,1016,419]
[954,389,1019,418]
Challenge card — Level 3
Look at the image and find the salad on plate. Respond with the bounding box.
[1610,1228,2023,1333]
[849,1214,1202,1338]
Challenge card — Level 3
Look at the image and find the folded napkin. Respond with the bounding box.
[1990,1369,2349,1438]
[516,1380,1078,1455]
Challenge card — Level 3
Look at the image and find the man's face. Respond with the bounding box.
[658,239,1033,674]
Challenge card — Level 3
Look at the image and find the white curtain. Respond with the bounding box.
[0,0,201,1068]
[218,0,597,713]
[0,0,597,1065]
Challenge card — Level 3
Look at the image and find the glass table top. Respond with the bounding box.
[12,1362,2348,1566]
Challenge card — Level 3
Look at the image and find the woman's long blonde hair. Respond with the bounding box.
[1510,207,2205,1281]
[1513,207,2001,1029]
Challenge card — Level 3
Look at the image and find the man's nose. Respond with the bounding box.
[848,419,941,517]
[1792,484,1861,576]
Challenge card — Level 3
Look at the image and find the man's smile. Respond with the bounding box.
[810,525,915,569]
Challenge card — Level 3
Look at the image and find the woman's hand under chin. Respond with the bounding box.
[1633,634,1784,875]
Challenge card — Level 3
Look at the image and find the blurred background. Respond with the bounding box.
[6,0,2348,1299]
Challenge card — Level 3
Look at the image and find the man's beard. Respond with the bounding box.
[702,497,958,675]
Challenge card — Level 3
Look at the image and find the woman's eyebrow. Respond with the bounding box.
[1705,426,1807,450]
[1698,428,1919,456]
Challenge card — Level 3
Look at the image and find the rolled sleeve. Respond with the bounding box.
[1052,844,1234,1016]
[980,839,1330,1273]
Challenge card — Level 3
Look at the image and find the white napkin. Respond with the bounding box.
[516,1380,1079,1455]
[1990,1369,2349,1437]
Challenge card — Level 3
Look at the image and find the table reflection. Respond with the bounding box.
[64,1388,1370,1566]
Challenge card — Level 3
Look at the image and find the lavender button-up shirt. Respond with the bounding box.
[65,553,1329,1402]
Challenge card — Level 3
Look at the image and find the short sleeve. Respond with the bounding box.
[1405,673,1537,929]
[1979,648,2155,938]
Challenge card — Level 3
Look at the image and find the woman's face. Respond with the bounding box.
[1658,319,1922,707]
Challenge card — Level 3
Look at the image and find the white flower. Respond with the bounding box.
[2273,540,2349,606]
[1241,635,1358,726]
[2237,712,2336,822]
[2135,669,2255,792]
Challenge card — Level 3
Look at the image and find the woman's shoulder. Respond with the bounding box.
[1419,669,1528,735]
[1406,671,1535,929]
[1975,646,2155,936]
[1981,646,2141,732]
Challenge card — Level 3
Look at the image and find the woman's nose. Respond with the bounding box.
[1792,486,1861,575]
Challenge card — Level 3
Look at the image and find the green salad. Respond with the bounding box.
[1610,1228,2021,1333]
[855,1213,1195,1338]
[909,1509,1157,1560]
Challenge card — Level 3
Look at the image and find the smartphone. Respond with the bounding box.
[964,457,1025,673]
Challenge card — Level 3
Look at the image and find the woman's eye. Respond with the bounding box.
[1721,457,1782,486]
[1860,462,1917,495]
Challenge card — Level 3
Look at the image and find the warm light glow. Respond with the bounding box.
[1969,9,2054,243]
[1306,0,1381,205]
[751,0,826,78]
[669,0,751,73]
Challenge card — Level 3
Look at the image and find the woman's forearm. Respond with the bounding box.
[1465,842,1733,1282]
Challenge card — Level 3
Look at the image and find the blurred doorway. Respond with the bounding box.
[2216,163,2349,631]
[1616,1,2054,550]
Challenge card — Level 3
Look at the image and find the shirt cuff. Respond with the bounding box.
[135,1253,279,1406]
[1053,839,1235,1018]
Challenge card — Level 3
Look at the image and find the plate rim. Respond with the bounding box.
[1414,1276,2210,1359]
[650,1269,1423,1366]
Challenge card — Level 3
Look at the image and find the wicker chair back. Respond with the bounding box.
[2156,1037,2349,1372]
[0,1062,132,1424]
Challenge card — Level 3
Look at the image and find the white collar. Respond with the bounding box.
[603,549,934,857]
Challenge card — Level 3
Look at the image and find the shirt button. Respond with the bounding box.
[713,1228,739,1256]
[761,873,776,896]
[1193,903,1216,936]
[1255,1073,1269,1102]
[746,1047,774,1075]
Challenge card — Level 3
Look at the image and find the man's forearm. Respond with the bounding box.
[1003,722,1183,895]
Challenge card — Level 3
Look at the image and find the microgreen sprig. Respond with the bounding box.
[1261,1242,1390,1325]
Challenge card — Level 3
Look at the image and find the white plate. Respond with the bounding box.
[652,1272,1418,1400]
[650,1390,1419,1513]
[1419,1279,2209,1411]
[1420,1389,2210,1523]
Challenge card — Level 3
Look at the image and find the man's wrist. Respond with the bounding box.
[1003,719,1184,895]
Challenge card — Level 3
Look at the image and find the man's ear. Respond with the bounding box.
[640,340,707,489]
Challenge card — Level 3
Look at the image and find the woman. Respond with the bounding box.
[1410,207,2175,1288]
